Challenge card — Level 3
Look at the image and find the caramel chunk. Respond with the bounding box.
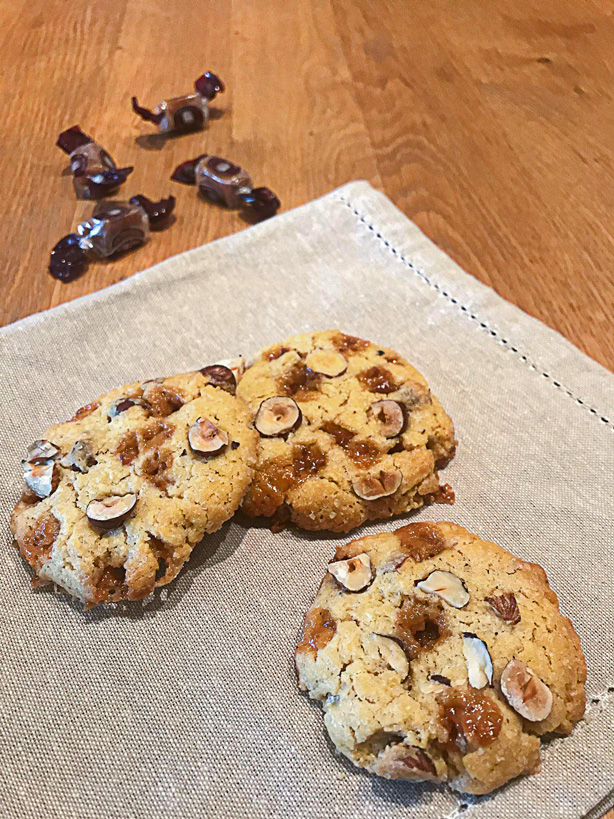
[91,566,127,605]
[438,687,503,751]
[347,439,381,467]
[321,421,354,448]
[395,522,447,562]
[115,421,174,466]
[20,513,60,570]
[277,362,321,399]
[293,443,326,480]
[140,420,174,450]
[357,366,399,394]
[245,462,296,517]
[140,449,174,491]
[296,607,336,657]
[246,444,326,518]
[320,422,380,466]
[430,483,455,505]
[331,332,370,355]
[396,597,448,659]
[144,385,184,417]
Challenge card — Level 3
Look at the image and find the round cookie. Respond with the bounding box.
[236,330,456,532]
[11,367,258,607]
[295,522,586,795]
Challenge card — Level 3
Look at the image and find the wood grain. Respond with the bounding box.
[1,0,613,376]
[0,4,613,812]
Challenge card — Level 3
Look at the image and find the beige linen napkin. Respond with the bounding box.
[0,181,612,819]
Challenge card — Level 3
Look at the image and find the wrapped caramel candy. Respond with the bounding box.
[171,154,280,220]
[56,126,133,199]
[48,195,175,282]
[132,71,224,134]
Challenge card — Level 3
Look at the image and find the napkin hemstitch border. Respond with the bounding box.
[332,192,613,434]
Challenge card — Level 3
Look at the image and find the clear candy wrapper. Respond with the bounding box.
[56,125,133,199]
[132,71,224,134]
[171,154,280,220]
[49,195,175,282]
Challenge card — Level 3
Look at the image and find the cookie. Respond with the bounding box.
[236,330,456,532]
[10,367,258,607]
[295,522,586,794]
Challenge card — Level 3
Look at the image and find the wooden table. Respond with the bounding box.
[2,0,613,376]
[1,1,613,814]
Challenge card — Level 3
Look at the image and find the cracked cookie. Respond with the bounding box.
[11,367,258,607]
[295,522,586,794]
[236,330,456,532]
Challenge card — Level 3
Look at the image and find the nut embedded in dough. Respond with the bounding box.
[25,440,59,462]
[327,552,372,591]
[462,632,493,689]
[352,468,402,500]
[254,396,302,437]
[500,658,553,722]
[86,494,137,530]
[215,356,247,384]
[305,349,347,377]
[199,364,237,394]
[60,440,97,473]
[416,570,470,609]
[369,634,410,679]
[108,397,148,418]
[188,417,229,455]
[370,399,407,437]
[24,460,57,498]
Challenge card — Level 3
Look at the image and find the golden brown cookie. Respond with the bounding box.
[10,367,257,607]
[295,522,586,794]
[236,330,456,532]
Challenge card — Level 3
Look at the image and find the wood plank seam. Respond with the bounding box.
[333,194,614,432]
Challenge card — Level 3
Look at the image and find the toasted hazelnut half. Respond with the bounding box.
[328,552,372,591]
[500,658,553,722]
[369,634,410,679]
[371,400,407,437]
[416,570,469,608]
[215,356,247,384]
[108,397,148,418]
[199,364,237,395]
[86,493,136,530]
[24,460,57,498]
[60,440,97,473]
[485,591,521,624]
[395,382,429,408]
[26,440,59,462]
[254,396,302,437]
[369,743,438,780]
[305,349,347,377]
[188,417,229,455]
[462,632,493,689]
[352,468,402,500]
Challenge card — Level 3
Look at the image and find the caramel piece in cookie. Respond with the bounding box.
[237,330,456,532]
[295,522,586,794]
[11,367,258,608]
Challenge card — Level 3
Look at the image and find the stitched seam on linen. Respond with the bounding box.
[332,196,614,816]
[333,194,613,432]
